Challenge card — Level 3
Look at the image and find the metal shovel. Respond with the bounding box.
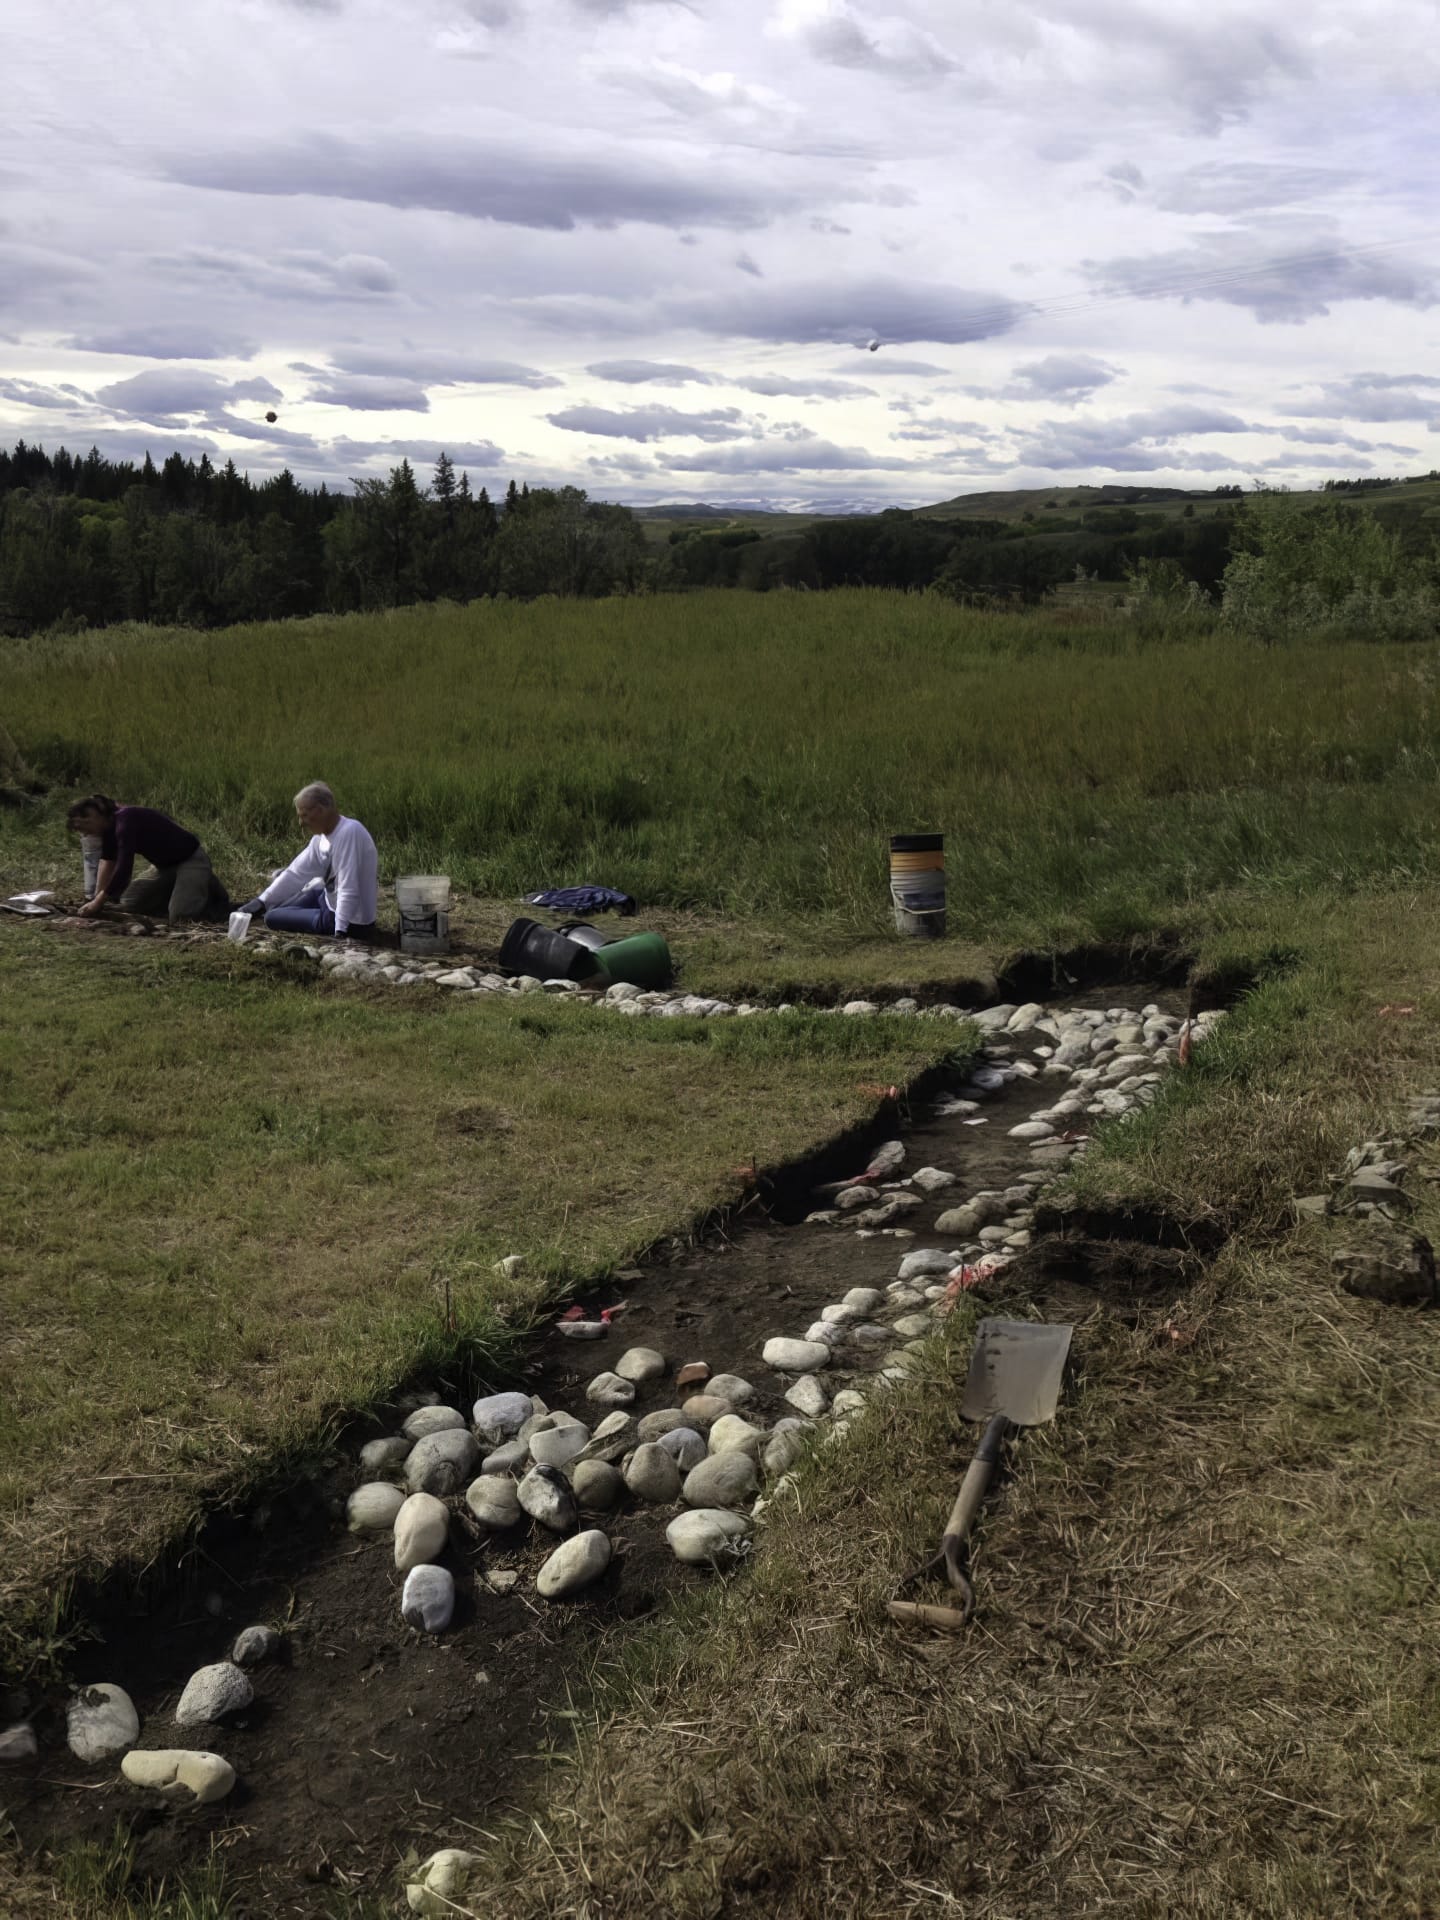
[888,1317,1073,1631]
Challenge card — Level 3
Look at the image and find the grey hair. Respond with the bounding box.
[293,781,335,812]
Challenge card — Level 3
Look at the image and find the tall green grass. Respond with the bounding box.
[5,591,1440,930]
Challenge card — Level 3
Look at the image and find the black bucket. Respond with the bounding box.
[499,917,600,982]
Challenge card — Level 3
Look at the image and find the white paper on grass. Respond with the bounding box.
[227,911,253,944]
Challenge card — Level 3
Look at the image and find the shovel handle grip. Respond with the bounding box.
[941,1413,1009,1562]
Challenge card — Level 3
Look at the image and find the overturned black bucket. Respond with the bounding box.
[499,917,600,982]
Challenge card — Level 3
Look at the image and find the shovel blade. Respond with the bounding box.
[961,1318,1072,1427]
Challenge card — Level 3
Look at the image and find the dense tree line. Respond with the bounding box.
[0,443,647,635]
[6,439,1440,637]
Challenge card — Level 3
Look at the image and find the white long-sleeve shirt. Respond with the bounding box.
[259,816,378,933]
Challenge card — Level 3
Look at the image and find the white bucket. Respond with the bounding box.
[890,873,947,940]
[395,874,452,955]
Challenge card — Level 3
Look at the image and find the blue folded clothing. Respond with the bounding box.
[525,886,636,916]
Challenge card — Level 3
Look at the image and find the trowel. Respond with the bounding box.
[888,1317,1073,1631]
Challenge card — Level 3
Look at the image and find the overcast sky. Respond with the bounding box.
[5,0,1440,508]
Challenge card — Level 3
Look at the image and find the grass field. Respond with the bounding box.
[4,589,1440,1917]
[5,592,1440,945]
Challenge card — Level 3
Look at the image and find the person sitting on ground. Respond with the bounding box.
[66,794,228,923]
[237,781,378,941]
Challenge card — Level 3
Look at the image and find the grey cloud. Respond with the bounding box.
[1086,222,1436,323]
[65,326,259,361]
[675,277,1027,346]
[735,251,764,277]
[1288,372,1440,421]
[331,348,562,389]
[95,368,284,424]
[150,245,400,301]
[790,2,958,84]
[892,416,998,442]
[826,356,947,376]
[0,243,98,308]
[464,0,515,21]
[305,375,431,412]
[666,438,919,473]
[604,60,781,120]
[0,378,83,411]
[1014,403,1255,472]
[733,374,875,397]
[810,216,852,235]
[326,435,507,472]
[167,133,799,233]
[201,411,319,448]
[1156,162,1355,216]
[1101,161,1145,203]
[1274,424,1417,453]
[1003,353,1121,403]
[548,403,750,441]
[1062,5,1309,134]
[586,359,715,385]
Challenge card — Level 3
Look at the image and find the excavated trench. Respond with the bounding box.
[4,974,1227,1917]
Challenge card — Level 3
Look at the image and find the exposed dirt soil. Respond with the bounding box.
[4,989,1193,1917]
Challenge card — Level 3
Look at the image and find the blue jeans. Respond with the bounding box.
[263,881,375,942]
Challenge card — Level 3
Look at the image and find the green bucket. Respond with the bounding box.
[593,932,674,990]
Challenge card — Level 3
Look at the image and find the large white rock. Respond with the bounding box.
[465,1474,522,1528]
[585,1371,637,1408]
[636,1408,687,1441]
[707,1414,766,1458]
[705,1373,756,1405]
[67,1685,139,1762]
[394,1492,450,1571]
[405,1429,480,1497]
[682,1452,758,1509]
[121,1748,236,1803]
[898,1249,958,1281]
[529,1423,590,1470]
[481,1438,530,1474]
[762,1337,832,1373]
[537,1529,612,1599]
[359,1436,412,1477]
[231,1625,279,1667]
[517,1464,577,1533]
[347,1482,407,1534]
[408,1849,483,1917]
[401,1565,456,1633]
[614,1346,666,1383]
[572,1459,623,1509]
[623,1442,683,1502]
[764,1428,807,1477]
[666,1509,752,1566]
[784,1374,828,1417]
[910,1167,957,1193]
[1008,1121,1055,1141]
[471,1392,534,1444]
[402,1405,466,1441]
[0,1722,38,1763]
[175,1663,253,1727]
[657,1425,708,1471]
[842,1287,884,1313]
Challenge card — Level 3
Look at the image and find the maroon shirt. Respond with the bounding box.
[101,806,200,898]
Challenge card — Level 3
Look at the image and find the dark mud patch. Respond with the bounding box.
[1031,1192,1229,1258]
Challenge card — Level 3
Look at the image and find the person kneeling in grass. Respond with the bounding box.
[238,781,378,942]
[67,794,227,923]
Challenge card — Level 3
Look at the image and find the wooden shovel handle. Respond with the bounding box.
[887,1599,969,1633]
[941,1412,1009,1574]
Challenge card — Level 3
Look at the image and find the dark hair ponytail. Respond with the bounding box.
[66,794,116,828]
